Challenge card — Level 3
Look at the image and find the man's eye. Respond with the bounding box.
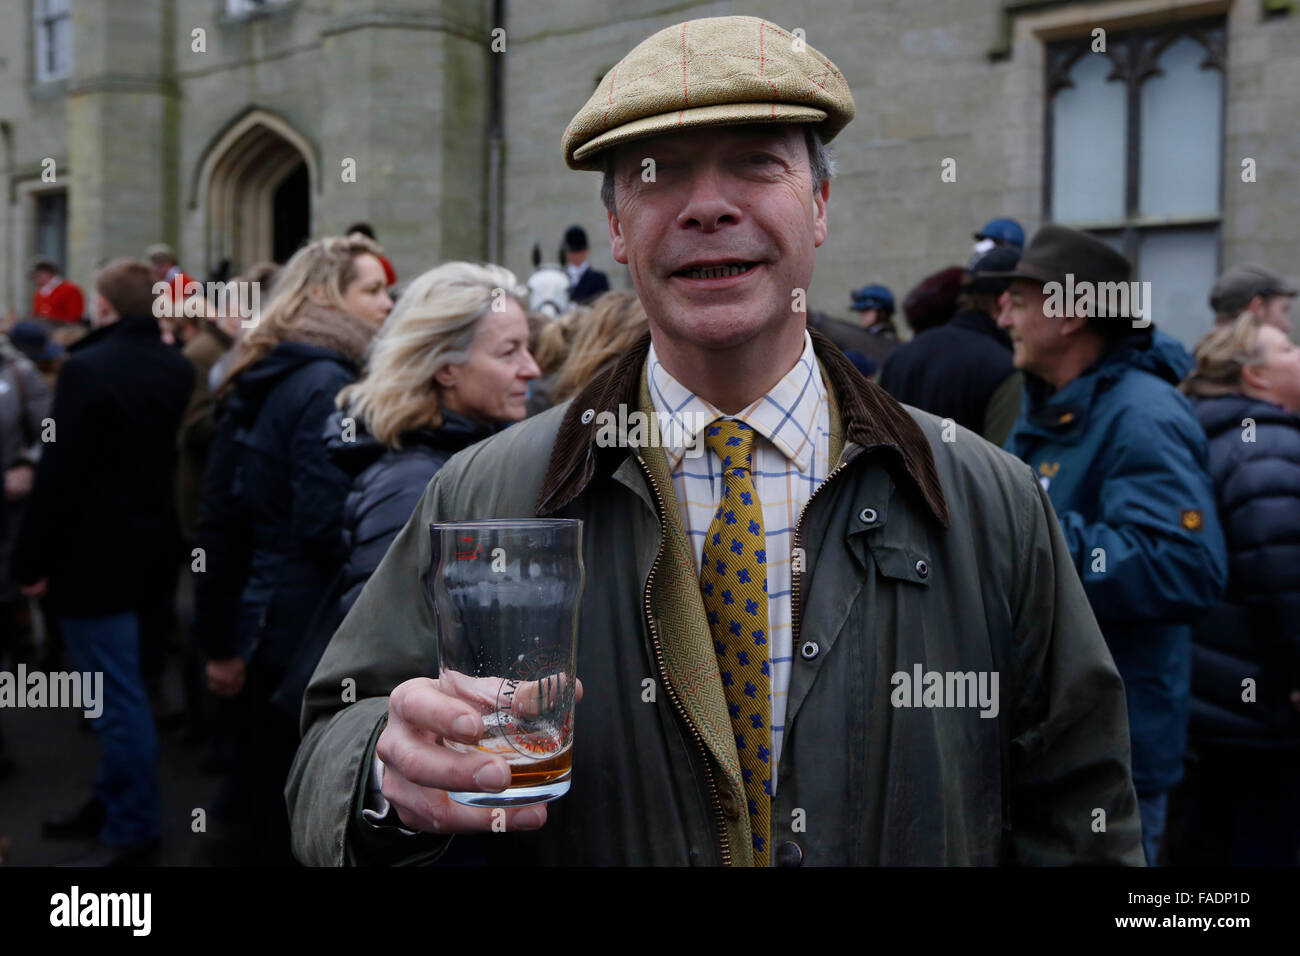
[746,154,776,166]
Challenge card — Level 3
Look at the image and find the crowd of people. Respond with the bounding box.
[0,223,653,865]
[0,198,1295,867]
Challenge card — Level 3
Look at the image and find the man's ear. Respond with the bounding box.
[1058,300,1092,339]
[608,208,628,266]
[1247,294,1268,317]
[1060,316,1091,338]
[812,180,830,248]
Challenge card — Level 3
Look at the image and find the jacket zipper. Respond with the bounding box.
[790,450,859,659]
[633,453,732,866]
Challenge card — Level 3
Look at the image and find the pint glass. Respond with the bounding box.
[429,519,583,807]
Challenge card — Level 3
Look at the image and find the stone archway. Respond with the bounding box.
[196,110,317,272]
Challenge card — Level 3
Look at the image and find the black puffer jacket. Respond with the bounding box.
[325,408,502,618]
[194,342,359,675]
[1189,393,1300,748]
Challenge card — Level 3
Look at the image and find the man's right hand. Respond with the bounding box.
[206,656,246,698]
[377,677,551,835]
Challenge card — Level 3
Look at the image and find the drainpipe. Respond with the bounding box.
[487,0,504,264]
[0,122,11,314]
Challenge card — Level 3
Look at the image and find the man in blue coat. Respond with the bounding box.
[997,225,1227,865]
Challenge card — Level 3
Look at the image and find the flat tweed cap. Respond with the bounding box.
[562,16,855,171]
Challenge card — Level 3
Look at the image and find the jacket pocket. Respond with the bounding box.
[865,543,932,587]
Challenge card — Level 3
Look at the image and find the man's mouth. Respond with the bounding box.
[672,261,759,280]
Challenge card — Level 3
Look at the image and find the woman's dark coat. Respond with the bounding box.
[324,408,501,618]
[1189,393,1300,748]
[193,342,358,677]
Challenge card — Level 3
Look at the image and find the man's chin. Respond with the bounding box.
[670,308,783,350]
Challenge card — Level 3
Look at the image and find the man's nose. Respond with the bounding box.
[676,163,742,231]
[996,291,1013,327]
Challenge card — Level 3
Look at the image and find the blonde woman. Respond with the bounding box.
[193,234,391,866]
[326,262,539,617]
[1176,312,1300,866]
[525,303,587,415]
[549,291,648,403]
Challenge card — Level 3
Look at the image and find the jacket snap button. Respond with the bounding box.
[776,841,804,867]
[719,790,740,820]
[800,641,820,661]
[580,408,595,424]
[914,559,929,578]
[858,507,877,524]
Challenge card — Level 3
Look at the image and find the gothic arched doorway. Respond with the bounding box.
[197,110,316,272]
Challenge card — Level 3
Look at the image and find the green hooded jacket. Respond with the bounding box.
[286,329,1144,866]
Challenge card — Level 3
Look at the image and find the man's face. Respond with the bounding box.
[1261,294,1293,333]
[93,292,116,327]
[999,279,1059,375]
[151,259,171,282]
[606,124,828,352]
[32,267,55,286]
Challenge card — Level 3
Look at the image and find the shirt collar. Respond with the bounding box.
[647,330,826,472]
[40,276,62,294]
[566,261,589,282]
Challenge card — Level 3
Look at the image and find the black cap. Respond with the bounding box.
[964,245,1021,295]
[563,225,589,252]
[987,224,1130,289]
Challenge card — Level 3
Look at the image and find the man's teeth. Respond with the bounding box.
[682,263,751,279]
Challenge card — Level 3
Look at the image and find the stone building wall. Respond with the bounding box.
[502,0,1300,341]
[0,0,1295,346]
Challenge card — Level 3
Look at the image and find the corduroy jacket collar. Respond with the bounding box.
[537,327,949,528]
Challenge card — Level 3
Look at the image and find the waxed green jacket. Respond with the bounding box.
[286,330,1145,866]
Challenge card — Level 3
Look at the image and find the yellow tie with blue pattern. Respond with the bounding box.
[699,418,772,866]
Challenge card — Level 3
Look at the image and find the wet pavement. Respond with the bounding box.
[0,656,217,866]
[0,578,240,867]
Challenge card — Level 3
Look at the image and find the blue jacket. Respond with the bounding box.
[1004,330,1227,792]
[1188,393,1300,748]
